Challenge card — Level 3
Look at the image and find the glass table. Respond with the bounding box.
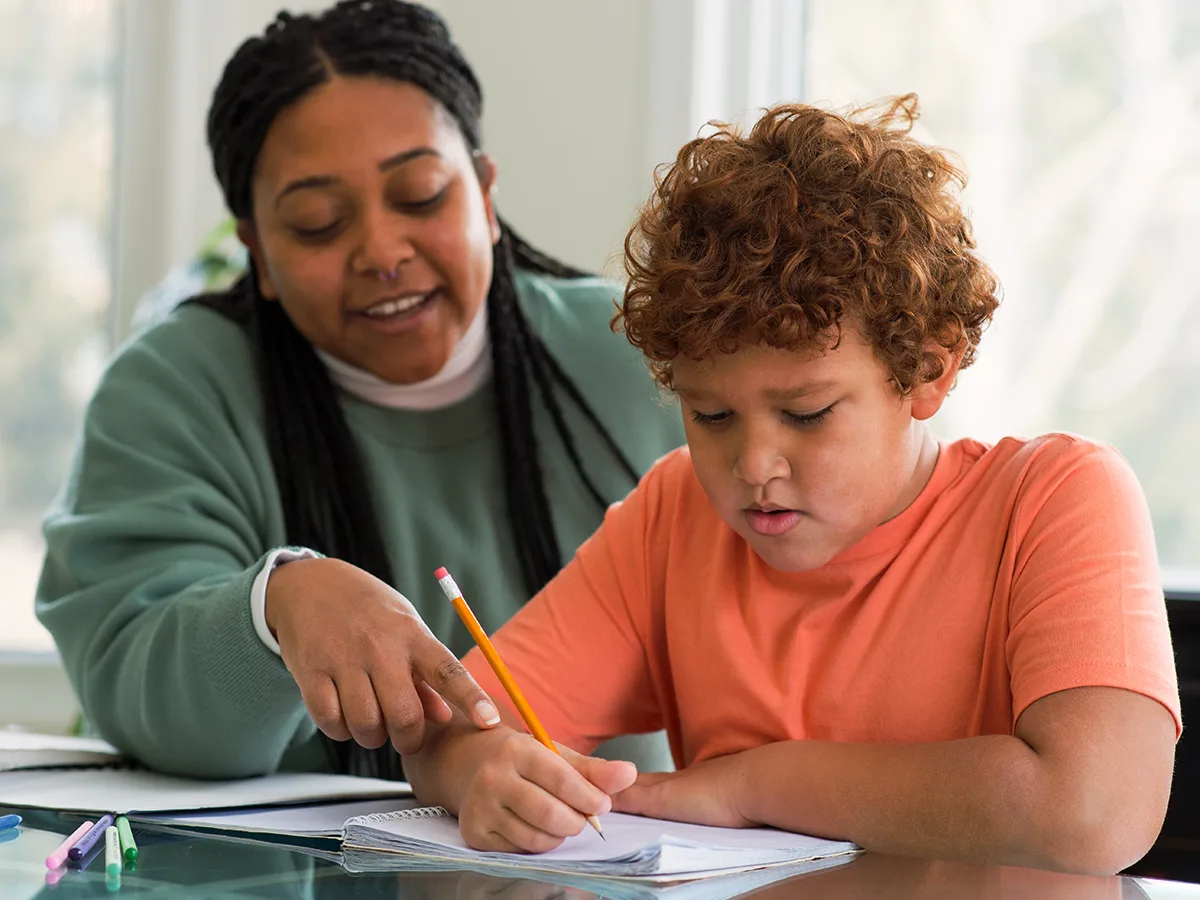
[0,808,1196,899]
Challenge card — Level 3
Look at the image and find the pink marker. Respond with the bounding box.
[46,820,93,870]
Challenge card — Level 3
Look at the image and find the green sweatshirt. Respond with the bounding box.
[36,271,684,778]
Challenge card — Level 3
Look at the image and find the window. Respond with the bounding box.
[802,0,1200,587]
[0,0,115,653]
[675,0,1200,588]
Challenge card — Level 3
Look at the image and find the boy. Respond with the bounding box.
[402,95,1179,875]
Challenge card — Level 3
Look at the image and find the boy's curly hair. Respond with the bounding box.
[616,94,1001,394]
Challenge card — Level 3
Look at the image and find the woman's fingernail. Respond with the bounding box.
[475,700,500,725]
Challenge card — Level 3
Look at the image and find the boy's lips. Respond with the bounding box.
[744,507,804,536]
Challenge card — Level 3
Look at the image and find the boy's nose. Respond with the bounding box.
[732,438,790,487]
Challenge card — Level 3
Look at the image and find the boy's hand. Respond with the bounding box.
[612,752,755,828]
[453,728,638,853]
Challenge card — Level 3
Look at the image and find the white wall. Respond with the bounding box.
[113,0,658,336]
[437,0,654,276]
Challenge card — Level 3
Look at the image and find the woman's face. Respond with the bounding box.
[242,76,500,384]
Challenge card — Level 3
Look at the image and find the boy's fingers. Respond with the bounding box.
[483,809,568,855]
[520,748,612,819]
[410,638,501,729]
[502,777,592,840]
[560,745,639,795]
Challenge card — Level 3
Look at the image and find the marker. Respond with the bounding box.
[47,820,93,869]
[115,815,138,861]
[76,840,103,872]
[105,825,121,876]
[0,813,21,830]
[68,814,113,861]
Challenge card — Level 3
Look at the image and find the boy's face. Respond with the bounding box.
[673,331,954,572]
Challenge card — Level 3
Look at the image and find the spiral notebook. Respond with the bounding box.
[339,805,860,882]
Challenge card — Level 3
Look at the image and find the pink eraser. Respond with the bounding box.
[434,567,448,579]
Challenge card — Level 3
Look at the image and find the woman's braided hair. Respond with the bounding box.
[198,0,638,779]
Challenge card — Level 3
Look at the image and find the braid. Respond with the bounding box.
[201,0,641,780]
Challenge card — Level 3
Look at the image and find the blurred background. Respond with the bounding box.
[1,0,1197,732]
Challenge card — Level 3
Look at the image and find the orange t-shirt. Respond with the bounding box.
[464,435,1181,767]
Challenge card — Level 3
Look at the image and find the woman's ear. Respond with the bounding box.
[473,152,501,245]
[910,340,964,421]
[236,220,279,300]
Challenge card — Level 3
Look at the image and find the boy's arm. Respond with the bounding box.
[616,684,1174,875]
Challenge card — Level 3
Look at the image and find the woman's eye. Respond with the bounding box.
[785,403,835,426]
[689,409,731,426]
[291,222,341,241]
[396,186,448,213]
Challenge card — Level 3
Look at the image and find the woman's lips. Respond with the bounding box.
[353,288,441,334]
[744,508,804,536]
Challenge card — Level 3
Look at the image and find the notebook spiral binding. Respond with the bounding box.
[352,806,450,824]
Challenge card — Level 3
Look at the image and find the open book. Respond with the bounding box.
[339,805,860,883]
[0,730,124,771]
[0,766,414,816]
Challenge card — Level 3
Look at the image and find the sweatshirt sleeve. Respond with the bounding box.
[35,316,316,778]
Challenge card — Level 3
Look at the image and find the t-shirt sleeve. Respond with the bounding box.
[1006,439,1181,735]
[462,455,680,755]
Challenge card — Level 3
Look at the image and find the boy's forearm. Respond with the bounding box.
[739,736,1103,873]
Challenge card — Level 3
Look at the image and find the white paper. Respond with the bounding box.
[0,730,122,771]
[344,809,859,879]
[135,796,420,837]
[0,767,413,814]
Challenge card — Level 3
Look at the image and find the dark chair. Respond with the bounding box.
[1124,590,1200,882]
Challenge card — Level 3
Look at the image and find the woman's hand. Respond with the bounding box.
[265,557,500,754]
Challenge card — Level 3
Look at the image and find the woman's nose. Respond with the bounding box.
[353,207,416,277]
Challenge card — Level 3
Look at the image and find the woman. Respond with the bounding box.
[36,0,682,780]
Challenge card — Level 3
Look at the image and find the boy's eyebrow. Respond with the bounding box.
[274,147,441,207]
[675,380,839,403]
[762,380,840,400]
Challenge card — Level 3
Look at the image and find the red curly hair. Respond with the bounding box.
[616,94,1001,394]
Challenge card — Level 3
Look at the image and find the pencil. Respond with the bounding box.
[434,566,606,841]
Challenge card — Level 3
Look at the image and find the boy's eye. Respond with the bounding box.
[689,409,731,426]
[785,403,835,426]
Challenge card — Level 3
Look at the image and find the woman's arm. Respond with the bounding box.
[37,312,495,777]
[614,685,1175,875]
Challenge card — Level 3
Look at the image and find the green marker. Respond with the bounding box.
[115,815,138,861]
[104,825,121,877]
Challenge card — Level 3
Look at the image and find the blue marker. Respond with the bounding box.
[0,813,21,830]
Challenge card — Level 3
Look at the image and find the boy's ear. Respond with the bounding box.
[236,220,279,300]
[910,341,963,421]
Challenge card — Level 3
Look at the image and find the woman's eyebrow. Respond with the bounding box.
[274,148,443,207]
